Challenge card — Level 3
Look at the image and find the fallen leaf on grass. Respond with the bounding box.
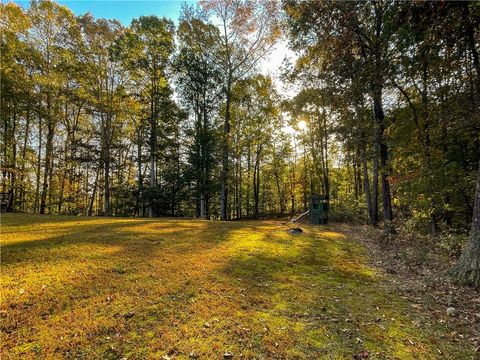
[112,267,127,274]
[353,350,369,359]
[162,348,178,359]
[124,311,135,319]
[113,311,135,319]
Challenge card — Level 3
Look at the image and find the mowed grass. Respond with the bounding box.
[0,214,475,359]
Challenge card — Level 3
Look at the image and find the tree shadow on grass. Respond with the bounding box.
[1,217,243,358]
[0,217,237,266]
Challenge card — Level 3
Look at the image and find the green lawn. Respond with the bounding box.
[0,214,475,359]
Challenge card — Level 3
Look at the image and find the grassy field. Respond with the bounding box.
[0,214,475,359]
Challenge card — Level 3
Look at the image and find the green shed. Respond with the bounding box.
[310,193,329,225]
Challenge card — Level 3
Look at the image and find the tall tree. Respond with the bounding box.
[231,75,280,218]
[28,0,77,214]
[200,0,280,220]
[113,16,175,217]
[78,14,127,216]
[175,12,221,218]
[0,2,31,212]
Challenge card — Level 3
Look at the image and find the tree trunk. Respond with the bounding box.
[291,135,297,214]
[200,104,209,219]
[372,122,379,226]
[88,168,99,216]
[58,134,69,213]
[353,157,359,201]
[149,138,155,217]
[6,112,17,212]
[451,160,480,288]
[40,101,54,215]
[322,111,329,198]
[220,79,232,221]
[175,128,181,216]
[104,148,111,216]
[245,143,252,218]
[274,170,285,215]
[20,109,31,211]
[148,82,157,218]
[303,140,307,211]
[361,140,373,224]
[372,87,394,234]
[380,136,394,234]
[234,152,239,219]
[136,125,142,217]
[450,6,480,287]
[462,2,480,93]
[237,151,242,219]
[35,114,42,212]
[253,148,261,219]
[196,109,203,218]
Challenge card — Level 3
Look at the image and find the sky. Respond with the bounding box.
[14,0,195,25]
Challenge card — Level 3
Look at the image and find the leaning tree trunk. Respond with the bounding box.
[451,5,480,288]
[450,160,480,288]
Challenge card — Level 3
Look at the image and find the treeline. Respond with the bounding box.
[1,0,286,219]
[1,1,479,239]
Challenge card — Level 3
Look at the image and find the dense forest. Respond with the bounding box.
[1,1,479,283]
